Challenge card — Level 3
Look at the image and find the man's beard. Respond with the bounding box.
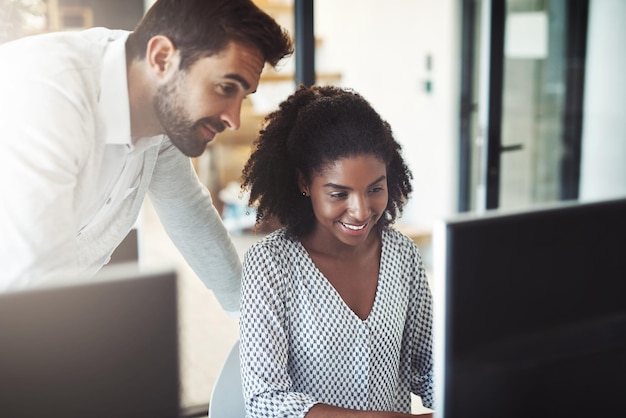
[153,73,210,157]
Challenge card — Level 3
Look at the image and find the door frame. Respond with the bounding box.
[458,0,589,211]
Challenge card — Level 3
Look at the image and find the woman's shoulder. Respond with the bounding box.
[242,228,306,289]
[382,225,418,248]
[255,227,295,247]
[381,226,423,264]
[245,228,300,259]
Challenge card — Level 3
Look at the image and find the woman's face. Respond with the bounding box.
[304,154,389,249]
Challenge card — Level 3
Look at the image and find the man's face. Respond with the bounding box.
[153,41,264,157]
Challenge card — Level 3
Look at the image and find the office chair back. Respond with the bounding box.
[209,339,245,418]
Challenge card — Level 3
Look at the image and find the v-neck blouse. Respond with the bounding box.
[240,227,434,417]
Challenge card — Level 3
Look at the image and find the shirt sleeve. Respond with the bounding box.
[240,241,319,418]
[147,141,242,312]
[408,241,435,409]
[0,76,91,290]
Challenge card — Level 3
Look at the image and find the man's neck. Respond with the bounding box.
[126,58,163,139]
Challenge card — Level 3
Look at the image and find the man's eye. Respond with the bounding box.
[330,192,347,199]
[370,186,385,193]
[219,84,236,95]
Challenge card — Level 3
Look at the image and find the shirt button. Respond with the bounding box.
[105,197,112,205]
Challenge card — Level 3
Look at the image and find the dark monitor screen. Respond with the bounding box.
[0,266,180,418]
[433,197,626,418]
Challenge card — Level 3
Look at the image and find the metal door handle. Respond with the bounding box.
[500,143,524,152]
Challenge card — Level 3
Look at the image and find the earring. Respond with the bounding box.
[301,191,308,197]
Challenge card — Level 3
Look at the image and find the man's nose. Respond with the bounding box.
[221,101,242,131]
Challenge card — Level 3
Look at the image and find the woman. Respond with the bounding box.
[239,85,434,417]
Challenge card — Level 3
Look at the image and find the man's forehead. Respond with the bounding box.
[210,41,265,90]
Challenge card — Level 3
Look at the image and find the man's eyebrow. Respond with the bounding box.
[323,175,387,189]
[224,73,251,91]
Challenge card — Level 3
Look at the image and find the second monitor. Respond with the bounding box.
[433,197,626,418]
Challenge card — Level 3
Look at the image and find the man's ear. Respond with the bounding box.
[145,35,179,78]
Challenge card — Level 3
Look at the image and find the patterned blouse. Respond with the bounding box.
[240,227,434,418]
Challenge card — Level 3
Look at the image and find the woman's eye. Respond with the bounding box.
[370,186,384,193]
[330,192,347,199]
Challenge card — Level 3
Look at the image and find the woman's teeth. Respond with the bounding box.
[341,222,366,231]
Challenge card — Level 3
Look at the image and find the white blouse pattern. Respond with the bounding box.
[240,227,434,418]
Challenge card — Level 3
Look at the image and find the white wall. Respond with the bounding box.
[315,0,460,228]
[579,0,626,200]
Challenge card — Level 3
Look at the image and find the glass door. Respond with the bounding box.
[459,0,588,211]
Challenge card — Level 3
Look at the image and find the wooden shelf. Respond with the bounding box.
[43,0,94,31]
[261,70,342,84]
[253,0,292,14]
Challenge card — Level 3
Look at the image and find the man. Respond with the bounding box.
[0,0,293,314]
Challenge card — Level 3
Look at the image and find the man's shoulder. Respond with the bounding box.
[0,28,129,78]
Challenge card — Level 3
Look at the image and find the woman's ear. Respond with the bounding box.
[297,170,309,196]
[145,35,179,79]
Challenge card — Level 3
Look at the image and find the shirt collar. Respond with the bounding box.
[99,31,132,147]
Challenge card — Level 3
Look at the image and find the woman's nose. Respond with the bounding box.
[348,195,371,220]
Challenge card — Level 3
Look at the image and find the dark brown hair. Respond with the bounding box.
[126,0,293,71]
[241,85,414,238]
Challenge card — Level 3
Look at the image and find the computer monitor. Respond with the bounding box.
[433,197,626,417]
[0,265,180,418]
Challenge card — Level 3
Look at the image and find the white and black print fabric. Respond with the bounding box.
[240,227,434,418]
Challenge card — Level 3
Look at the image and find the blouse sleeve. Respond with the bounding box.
[408,241,435,409]
[240,240,319,418]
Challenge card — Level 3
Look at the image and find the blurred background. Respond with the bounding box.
[2,0,624,414]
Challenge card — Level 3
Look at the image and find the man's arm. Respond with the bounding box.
[147,142,242,312]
